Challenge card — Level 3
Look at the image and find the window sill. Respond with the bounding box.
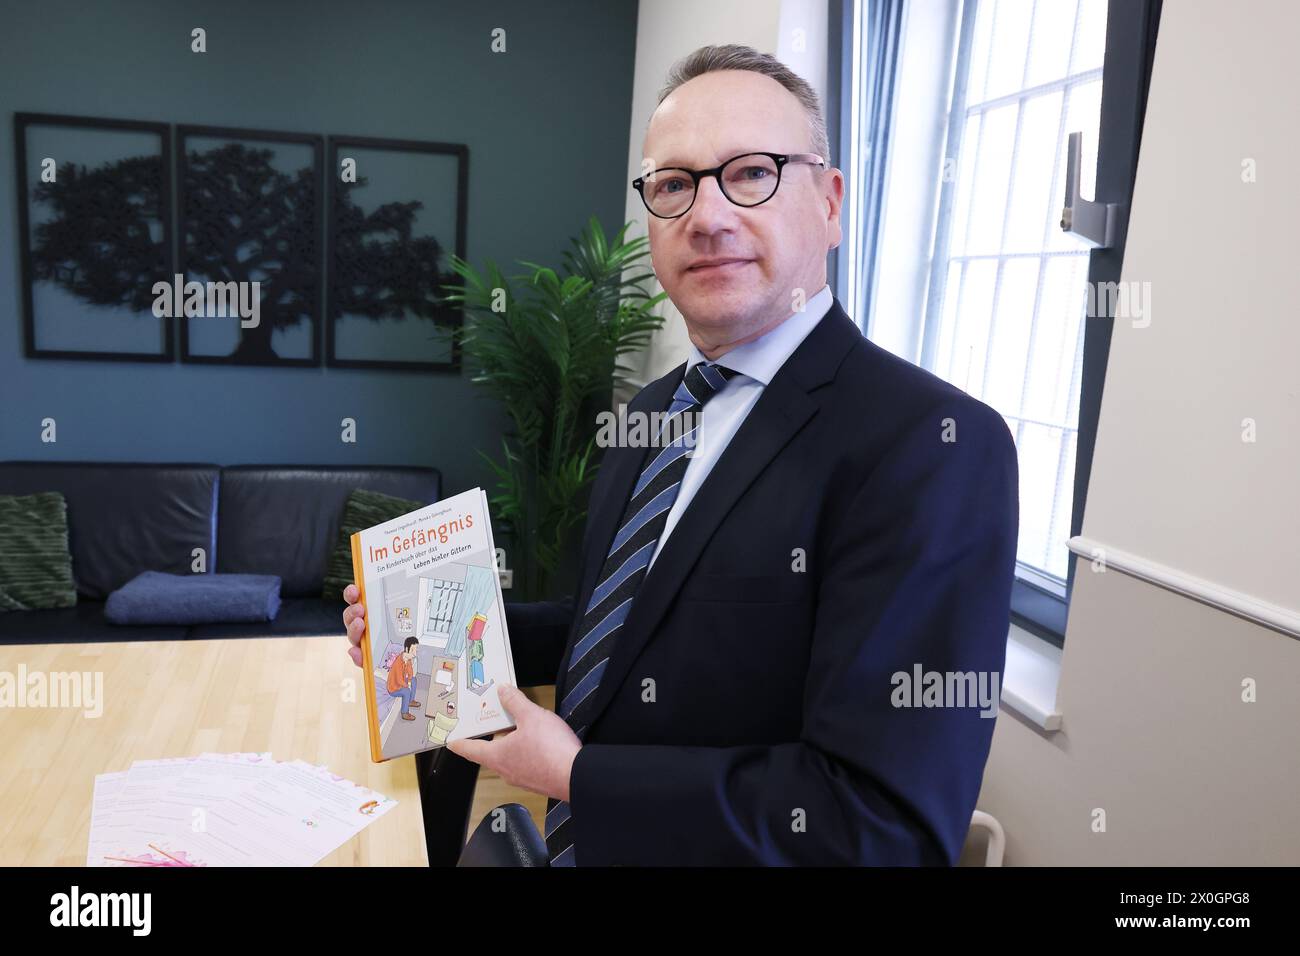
[1000,623,1063,732]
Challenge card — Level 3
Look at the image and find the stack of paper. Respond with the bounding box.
[87,753,397,866]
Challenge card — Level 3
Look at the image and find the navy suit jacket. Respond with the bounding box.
[506,297,1018,865]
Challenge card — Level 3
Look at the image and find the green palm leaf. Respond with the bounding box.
[441,218,667,599]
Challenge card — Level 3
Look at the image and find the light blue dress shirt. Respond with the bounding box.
[646,284,834,571]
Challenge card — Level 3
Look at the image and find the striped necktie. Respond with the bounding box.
[544,360,739,866]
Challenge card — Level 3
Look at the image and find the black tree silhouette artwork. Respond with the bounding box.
[18,116,464,369]
[180,139,322,365]
[29,154,167,309]
[327,169,463,370]
[21,131,173,360]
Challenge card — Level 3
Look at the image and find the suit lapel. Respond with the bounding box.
[569,299,862,733]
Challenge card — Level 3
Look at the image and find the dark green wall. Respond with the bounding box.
[0,0,640,497]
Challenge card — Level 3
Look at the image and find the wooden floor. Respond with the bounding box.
[0,635,551,866]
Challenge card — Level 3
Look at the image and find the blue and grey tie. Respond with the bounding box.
[544,361,739,866]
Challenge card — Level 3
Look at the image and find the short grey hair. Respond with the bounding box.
[658,44,830,165]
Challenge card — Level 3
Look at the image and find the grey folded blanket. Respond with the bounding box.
[105,571,281,625]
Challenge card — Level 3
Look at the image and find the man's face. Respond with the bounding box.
[642,70,845,355]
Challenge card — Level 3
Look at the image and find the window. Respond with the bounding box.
[924,0,1108,598]
[830,0,1160,644]
[421,578,464,649]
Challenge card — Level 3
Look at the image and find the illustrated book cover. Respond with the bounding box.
[350,487,518,762]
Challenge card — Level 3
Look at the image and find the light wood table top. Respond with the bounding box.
[0,634,552,866]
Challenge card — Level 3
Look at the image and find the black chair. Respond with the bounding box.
[456,802,549,867]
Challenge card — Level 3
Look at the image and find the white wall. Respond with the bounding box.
[1073,11,1300,618]
[976,0,1300,865]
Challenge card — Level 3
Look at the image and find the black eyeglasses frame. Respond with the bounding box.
[632,151,826,219]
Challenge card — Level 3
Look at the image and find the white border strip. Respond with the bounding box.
[1000,681,1062,732]
[1067,535,1300,639]
[1000,624,1064,733]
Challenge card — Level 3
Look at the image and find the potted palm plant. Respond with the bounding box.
[442,216,667,601]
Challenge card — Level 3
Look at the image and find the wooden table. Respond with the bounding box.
[0,634,552,866]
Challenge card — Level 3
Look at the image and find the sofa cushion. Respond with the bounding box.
[0,491,78,610]
[105,571,282,625]
[321,488,425,601]
[0,462,219,600]
[186,597,349,639]
[215,466,441,598]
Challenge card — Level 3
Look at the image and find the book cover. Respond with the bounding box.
[349,487,517,762]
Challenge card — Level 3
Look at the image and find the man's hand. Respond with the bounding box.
[342,583,366,667]
[343,590,577,799]
[448,685,581,803]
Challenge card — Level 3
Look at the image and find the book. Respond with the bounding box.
[349,487,518,761]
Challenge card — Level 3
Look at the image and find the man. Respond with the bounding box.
[344,44,1018,865]
[386,636,421,722]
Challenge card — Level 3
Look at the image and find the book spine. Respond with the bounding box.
[350,532,386,763]
[481,489,519,693]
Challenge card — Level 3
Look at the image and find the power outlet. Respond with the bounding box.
[498,568,513,589]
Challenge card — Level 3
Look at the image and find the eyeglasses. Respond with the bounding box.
[632,151,825,219]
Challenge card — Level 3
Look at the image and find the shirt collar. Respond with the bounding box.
[684,284,833,386]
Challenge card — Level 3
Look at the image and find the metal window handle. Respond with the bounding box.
[1060,131,1120,248]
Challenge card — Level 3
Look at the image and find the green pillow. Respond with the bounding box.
[322,488,425,602]
[0,491,78,611]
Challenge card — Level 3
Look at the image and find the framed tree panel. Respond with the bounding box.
[326,135,468,371]
[14,112,175,362]
[177,124,324,367]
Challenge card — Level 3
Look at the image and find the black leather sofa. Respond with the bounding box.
[0,461,442,643]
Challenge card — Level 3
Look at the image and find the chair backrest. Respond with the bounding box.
[456,802,549,867]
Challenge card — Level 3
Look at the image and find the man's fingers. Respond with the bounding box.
[346,617,365,647]
[341,586,365,669]
[447,736,496,767]
[496,684,527,720]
